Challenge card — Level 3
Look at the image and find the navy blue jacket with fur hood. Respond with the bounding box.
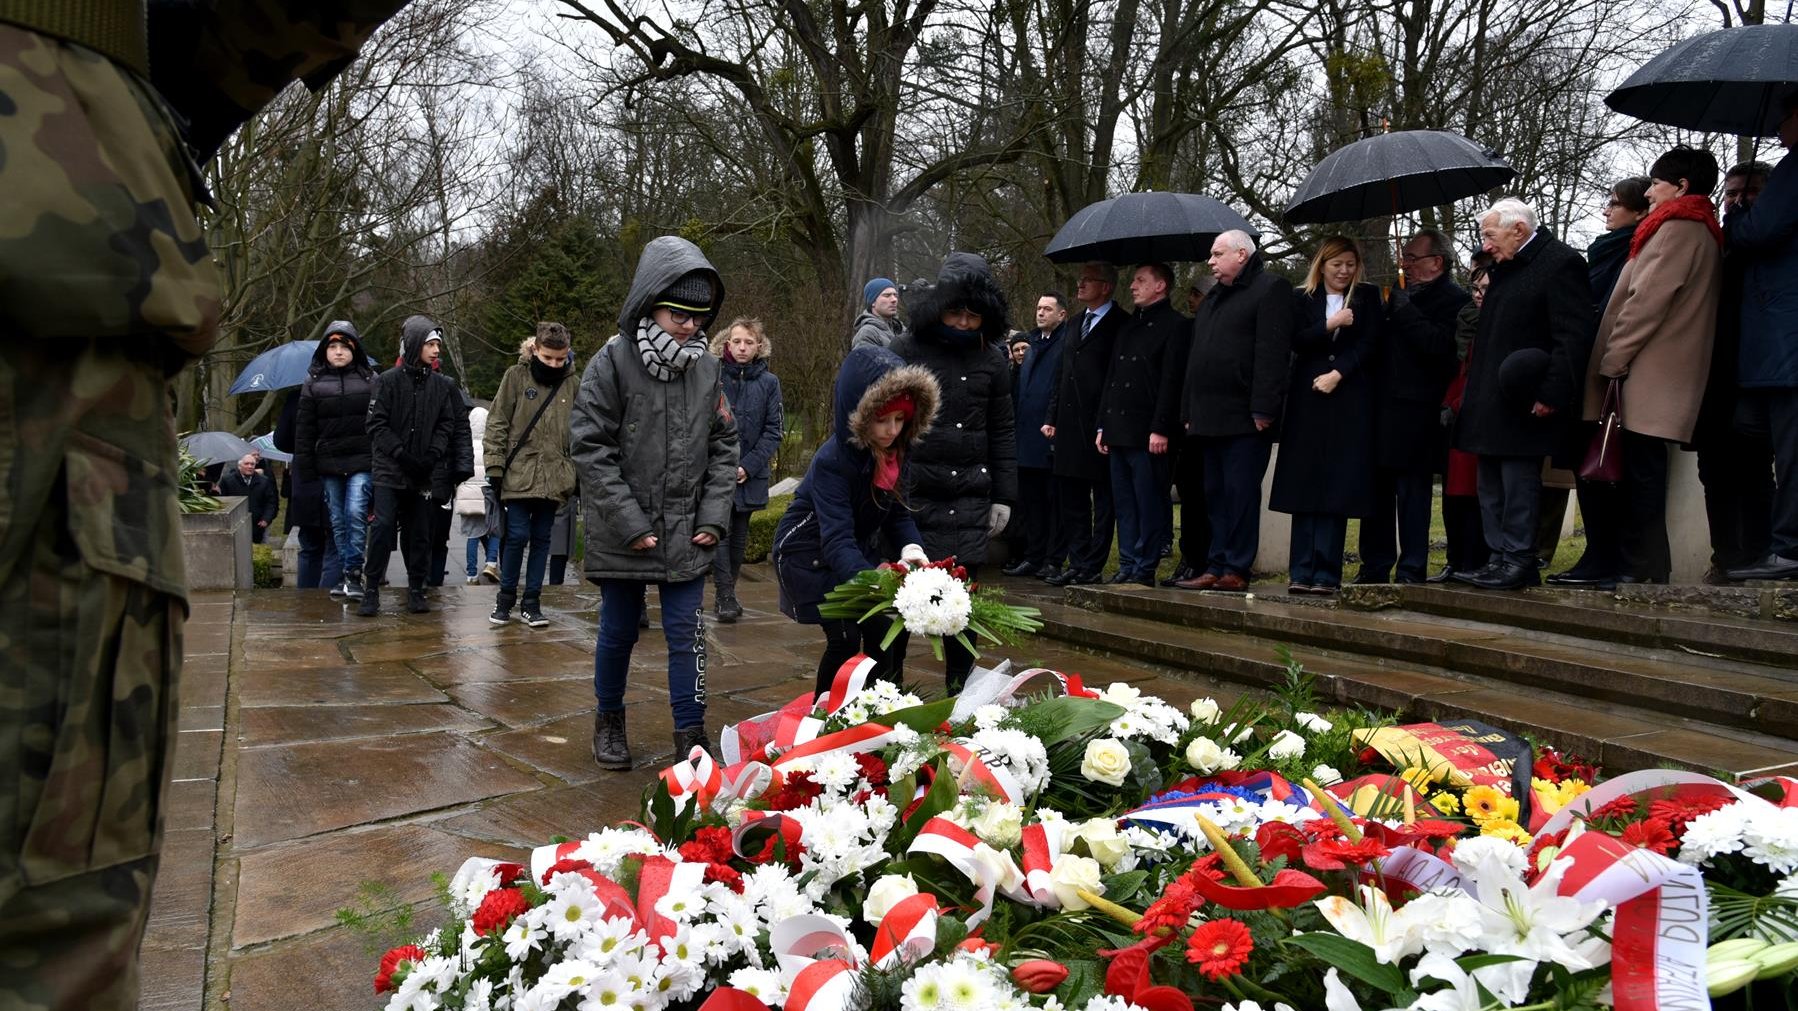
[888,252,1018,564]
[773,348,940,623]
[709,330,785,511]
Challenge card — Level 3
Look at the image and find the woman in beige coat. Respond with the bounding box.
[1580,146,1725,584]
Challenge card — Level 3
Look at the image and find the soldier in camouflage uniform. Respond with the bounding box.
[0,4,409,1008]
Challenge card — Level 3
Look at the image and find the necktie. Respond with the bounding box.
[1082,311,1096,337]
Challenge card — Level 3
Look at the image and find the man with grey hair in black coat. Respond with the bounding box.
[1453,198,1595,591]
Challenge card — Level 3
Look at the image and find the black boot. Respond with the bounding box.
[356,584,380,616]
[716,591,742,623]
[592,710,631,770]
[407,586,430,613]
[672,723,713,758]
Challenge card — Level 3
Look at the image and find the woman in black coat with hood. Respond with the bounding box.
[889,252,1018,690]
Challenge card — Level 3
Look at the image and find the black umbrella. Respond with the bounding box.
[1283,130,1515,225]
[1044,191,1258,264]
[1605,23,1798,136]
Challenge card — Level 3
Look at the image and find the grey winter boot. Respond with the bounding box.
[592,710,631,771]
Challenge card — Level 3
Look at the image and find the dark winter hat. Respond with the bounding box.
[863,277,897,307]
[653,271,716,314]
[1498,348,1550,405]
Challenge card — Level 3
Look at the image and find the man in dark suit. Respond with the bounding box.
[1097,263,1189,586]
[217,454,279,543]
[1454,199,1596,590]
[1359,229,1466,583]
[1004,292,1072,578]
[1174,230,1294,592]
[1043,264,1126,585]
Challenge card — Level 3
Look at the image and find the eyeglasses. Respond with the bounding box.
[1399,253,1441,264]
[664,309,699,326]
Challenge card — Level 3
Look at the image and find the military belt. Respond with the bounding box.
[0,0,150,79]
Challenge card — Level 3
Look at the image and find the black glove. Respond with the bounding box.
[398,450,431,480]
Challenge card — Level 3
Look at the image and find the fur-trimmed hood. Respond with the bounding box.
[833,346,939,453]
[903,251,1010,345]
[708,328,772,361]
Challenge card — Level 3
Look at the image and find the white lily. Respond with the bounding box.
[1407,952,1486,1011]
[1320,967,1405,1011]
[1314,884,1422,965]
[1457,850,1608,1003]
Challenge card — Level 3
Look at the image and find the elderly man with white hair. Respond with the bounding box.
[1452,197,1596,590]
[1171,229,1295,591]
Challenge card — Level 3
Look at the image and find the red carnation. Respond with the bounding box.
[1620,819,1677,855]
[539,857,595,885]
[493,862,527,886]
[760,771,824,811]
[854,752,890,787]
[471,887,531,937]
[374,944,427,993]
[1185,918,1254,980]
[679,826,736,866]
[1302,835,1393,871]
[703,861,745,892]
[1588,795,1638,821]
[1135,879,1199,935]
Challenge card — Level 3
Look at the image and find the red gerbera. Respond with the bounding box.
[1619,819,1677,855]
[854,752,890,788]
[760,771,824,811]
[1649,795,1731,835]
[470,887,532,937]
[1135,879,1200,935]
[374,944,428,994]
[1185,918,1255,980]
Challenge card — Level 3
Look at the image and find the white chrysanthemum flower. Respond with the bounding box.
[972,704,1010,730]
[893,567,972,636]
[966,727,1051,795]
[447,861,505,918]
[811,751,863,793]
[1294,711,1332,733]
[1742,806,1798,874]
[727,967,786,1003]
[1679,802,1752,865]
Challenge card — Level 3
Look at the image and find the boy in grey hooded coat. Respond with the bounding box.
[571,236,739,770]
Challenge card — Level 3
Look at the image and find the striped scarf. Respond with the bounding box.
[635,317,704,382]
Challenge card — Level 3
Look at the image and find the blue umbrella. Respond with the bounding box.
[228,340,378,395]
[181,431,256,466]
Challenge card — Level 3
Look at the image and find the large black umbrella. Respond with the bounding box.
[1283,130,1515,225]
[1606,23,1798,136]
[1044,191,1258,264]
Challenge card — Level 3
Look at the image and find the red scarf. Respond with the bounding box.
[1629,194,1722,259]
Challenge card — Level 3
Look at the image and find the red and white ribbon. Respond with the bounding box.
[818,654,879,714]
[1018,819,1071,907]
[943,740,1023,804]
[721,655,881,765]
[948,663,1096,722]
[1374,845,1462,895]
[770,895,940,1010]
[733,811,805,861]
[770,721,904,773]
[868,892,940,967]
[1539,768,1776,836]
[661,745,724,809]
[1551,832,1706,1011]
[906,817,1026,928]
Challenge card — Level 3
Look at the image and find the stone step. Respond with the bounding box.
[1062,584,1798,741]
[1028,597,1798,780]
[1613,581,1798,623]
[1338,583,1798,670]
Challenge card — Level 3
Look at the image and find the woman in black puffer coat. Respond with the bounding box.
[889,252,1017,690]
[296,321,375,596]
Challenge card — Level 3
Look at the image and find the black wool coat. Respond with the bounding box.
[1373,276,1465,472]
[1046,303,1125,481]
[1270,284,1379,517]
[1182,260,1295,438]
[1013,322,1067,470]
[1097,297,1189,450]
[890,328,1018,564]
[218,469,278,527]
[1454,233,1596,458]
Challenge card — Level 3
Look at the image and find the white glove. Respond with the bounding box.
[899,543,930,566]
[986,503,1012,538]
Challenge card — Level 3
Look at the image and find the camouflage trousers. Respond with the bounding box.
[0,343,185,1011]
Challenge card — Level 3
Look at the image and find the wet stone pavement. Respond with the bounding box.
[143,570,1209,1011]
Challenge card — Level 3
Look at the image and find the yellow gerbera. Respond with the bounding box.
[1480,817,1532,846]
[1430,792,1461,816]
[1463,784,1505,822]
[1399,766,1441,794]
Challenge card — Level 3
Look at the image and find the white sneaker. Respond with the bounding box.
[466,576,480,585]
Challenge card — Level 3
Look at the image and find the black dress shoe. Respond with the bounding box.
[1036,565,1064,582]
[1469,561,1541,591]
[1450,562,1494,585]
[1107,571,1132,585]
[1161,564,1195,587]
[1727,554,1798,581]
[1070,570,1104,585]
[1135,573,1159,588]
[1045,568,1077,587]
[1545,567,1617,587]
[1354,572,1391,585]
[1002,560,1036,576]
[1426,567,1455,584]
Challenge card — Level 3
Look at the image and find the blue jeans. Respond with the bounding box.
[498,498,557,607]
[320,473,371,576]
[594,577,707,729]
[296,525,342,588]
[1109,446,1171,577]
[466,532,500,577]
